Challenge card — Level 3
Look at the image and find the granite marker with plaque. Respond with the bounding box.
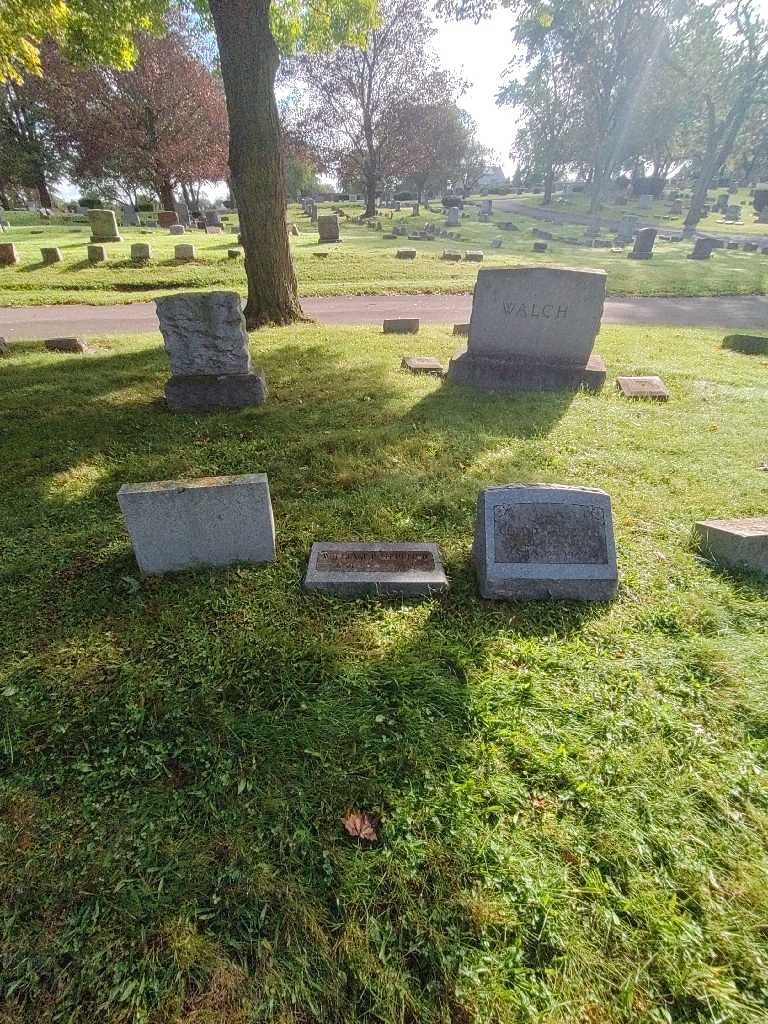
[304,542,448,597]
[473,484,618,601]
[616,375,669,401]
[448,266,607,392]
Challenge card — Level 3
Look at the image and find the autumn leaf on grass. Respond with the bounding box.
[342,810,379,842]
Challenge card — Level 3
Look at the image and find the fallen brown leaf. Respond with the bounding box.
[342,810,379,842]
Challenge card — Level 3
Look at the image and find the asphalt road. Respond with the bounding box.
[0,293,767,341]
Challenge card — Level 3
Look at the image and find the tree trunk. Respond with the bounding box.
[158,178,175,211]
[209,0,303,328]
[36,172,53,208]
[364,170,377,218]
[542,165,554,205]
[180,183,192,208]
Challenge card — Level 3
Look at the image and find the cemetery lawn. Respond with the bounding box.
[2,322,768,1024]
[0,202,766,307]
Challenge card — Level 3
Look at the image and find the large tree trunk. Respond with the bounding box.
[209,0,303,328]
[685,93,754,229]
[542,165,554,205]
[158,178,175,211]
[364,170,377,218]
[36,172,52,208]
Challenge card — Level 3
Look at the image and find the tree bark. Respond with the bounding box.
[209,0,303,328]
[542,165,554,205]
[159,178,175,211]
[685,91,753,229]
[364,170,377,218]
[36,172,52,208]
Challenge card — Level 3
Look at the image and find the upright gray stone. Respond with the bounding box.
[204,209,223,228]
[383,318,419,334]
[688,237,718,260]
[721,334,768,354]
[638,194,652,209]
[131,243,151,262]
[695,518,768,575]
[41,247,62,265]
[317,215,340,243]
[87,244,107,264]
[155,290,267,412]
[87,208,121,243]
[628,227,656,260]
[303,542,448,597]
[174,243,195,261]
[480,199,493,215]
[724,204,741,222]
[121,204,140,227]
[473,484,618,601]
[446,207,460,227]
[169,224,186,235]
[118,473,276,575]
[448,265,607,392]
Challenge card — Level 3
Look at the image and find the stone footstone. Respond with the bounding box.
[616,375,668,400]
[464,250,484,262]
[44,337,89,353]
[384,318,419,334]
[453,323,470,336]
[87,208,121,243]
[175,244,195,261]
[441,251,461,261]
[303,542,448,597]
[169,224,186,235]
[401,355,444,375]
[118,473,276,575]
[721,334,768,354]
[695,518,768,575]
[473,484,618,601]
[87,245,107,264]
[41,247,62,265]
[131,243,151,262]
[396,248,417,259]
[0,243,18,266]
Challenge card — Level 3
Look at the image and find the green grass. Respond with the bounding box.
[1,323,767,1023]
[0,201,766,307]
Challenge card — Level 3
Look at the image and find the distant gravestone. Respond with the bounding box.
[44,337,89,353]
[453,323,470,336]
[688,237,718,260]
[383,318,419,334]
[205,225,223,235]
[169,224,186,235]
[695,518,768,576]
[668,199,683,215]
[317,214,340,243]
[446,207,460,227]
[480,199,493,215]
[727,241,740,250]
[174,201,191,226]
[303,542,448,597]
[616,375,669,400]
[441,250,461,261]
[491,238,503,249]
[87,208,121,243]
[155,290,267,412]
[118,473,276,575]
[532,241,548,252]
[628,227,657,260]
[472,484,618,601]
[131,243,151,262]
[158,210,179,228]
[401,355,444,375]
[204,210,223,228]
[721,334,768,354]
[0,242,18,266]
[121,204,140,227]
[724,204,741,222]
[40,247,62,265]
[447,265,607,392]
[87,244,107,264]
[175,243,195,261]
[396,248,417,259]
[464,250,484,262]
[638,194,652,209]
[743,241,758,252]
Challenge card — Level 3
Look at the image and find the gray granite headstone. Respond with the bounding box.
[118,473,276,575]
[473,484,618,600]
[688,237,718,260]
[317,215,339,242]
[448,265,607,392]
[204,209,223,228]
[446,207,460,227]
[304,542,448,597]
[87,209,121,242]
[41,247,62,264]
[155,290,266,412]
[628,227,656,260]
[695,518,768,575]
[121,204,140,227]
[383,318,419,334]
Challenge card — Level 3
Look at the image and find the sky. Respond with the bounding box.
[432,8,520,174]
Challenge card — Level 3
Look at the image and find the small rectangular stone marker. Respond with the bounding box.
[130,243,151,262]
[87,244,107,264]
[205,225,223,235]
[175,243,195,261]
[396,248,417,259]
[441,250,462,261]
[401,355,444,375]
[41,247,62,265]
[695,518,768,575]
[616,375,669,400]
[384,318,419,334]
[317,214,340,243]
[473,484,618,601]
[44,337,89,353]
[169,224,186,235]
[118,473,276,575]
[87,208,122,243]
[532,241,548,252]
[446,207,460,227]
[721,334,768,354]
[0,243,18,266]
[453,323,470,336]
[464,250,484,262]
[304,542,448,597]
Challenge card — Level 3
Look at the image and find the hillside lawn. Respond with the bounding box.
[1,322,767,1023]
[0,201,766,307]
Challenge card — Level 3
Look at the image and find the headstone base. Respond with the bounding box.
[90,235,122,244]
[447,351,606,392]
[165,371,267,412]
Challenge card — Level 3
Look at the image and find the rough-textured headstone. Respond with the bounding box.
[721,334,768,354]
[446,207,460,227]
[628,227,657,260]
[44,337,89,353]
[616,375,669,400]
[118,473,276,575]
[480,199,492,215]
[87,208,121,243]
[401,355,444,375]
[695,518,768,575]
[465,250,484,262]
[303,542,448,597]
[40,247,62,265]
[448,265,607,393]
[638,194,652,209]
[473,484,618,601]
[317,214,340,243]
[688,237,718,260]
[87,244,106,264]
[175,243,195,261]
[0,242,18,266]
[383,318,419,334]
[669,199,683,215]
[169,224,186,235]
[158,210,178,228]
[396,248,417,259]
[130,243,151,262]
[155,290,266,412]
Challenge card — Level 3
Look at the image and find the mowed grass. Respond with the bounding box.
[0,201,766,307]
[1,322,767,1024]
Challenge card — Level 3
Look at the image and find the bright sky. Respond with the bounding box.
[432,8,520,174]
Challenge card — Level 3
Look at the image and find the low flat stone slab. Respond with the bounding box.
[453,323,470,336]
[722,334,768,354]
[401,355,444,375]
[616,375,669,400]
[695,518,768,575]
[44,337,89,353]
[118,473,276,575]
[304,542,448,597]
[441,251,462,261]
[464,250,484,262]
[449,352,606,393]
[396,248,417,259]
[165,372,267,412]
[473,484,618,601]
[384,318,419,334]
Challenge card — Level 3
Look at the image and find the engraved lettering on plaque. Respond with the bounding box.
[493,503,608,564]
[316,549,436,572]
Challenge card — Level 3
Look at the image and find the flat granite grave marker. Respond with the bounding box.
[118,473,276,575]
[473,484,618,601]
[464,250,484,262]
[396,248,417,259]
[616,375,669,400]
[383,318,419,334]
[44,337,89,353]
[401,355,444,375]
[448,265,607,392]
[532,241,548,253]
[721,334,768,354]
[156,290,266,412]
[695,518,768,575]
[87,208,122,243]
[304,542,448,597]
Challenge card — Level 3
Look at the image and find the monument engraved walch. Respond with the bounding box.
[448,266,607,392]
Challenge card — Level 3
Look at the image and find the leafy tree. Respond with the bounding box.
[391,100,470,201]
[0,61,63,206]
[287,0,455,218]
[0,0,378,327]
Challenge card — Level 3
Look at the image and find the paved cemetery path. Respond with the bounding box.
[1,293,767,341]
